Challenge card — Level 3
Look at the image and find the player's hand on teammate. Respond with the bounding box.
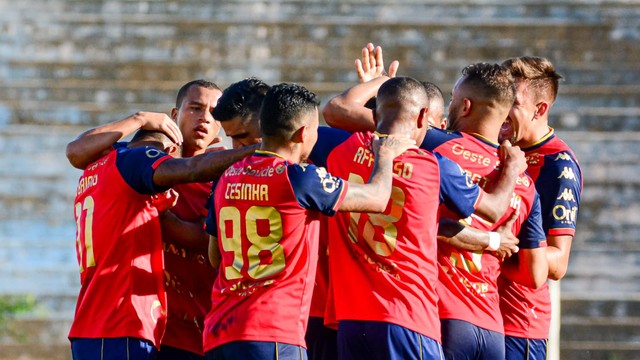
[372,134,416,159]
[206,137,228,152]
[151,188,179,214]
[134,111,184,146]
[356,43,399,83]
[495,211,520,261]
[499,140,527,174]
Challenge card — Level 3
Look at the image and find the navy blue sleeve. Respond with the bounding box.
[436,153,481,218]
[420,127,463,152]
[308,126,352,167]
[535,153,582,234]
[115,146,172,195]
[204,181,219,236]
[517,192,547,249]
[287,163,347,217]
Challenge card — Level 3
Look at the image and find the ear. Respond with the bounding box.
[534,102,549,118]
[291,125,306,144]
[462,98,472,116]
[440,117,448,130]
[170,107,178,121]
[166,143,181,157]
[416,107,428,129]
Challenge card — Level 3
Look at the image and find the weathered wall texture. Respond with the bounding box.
[1,1,639,359]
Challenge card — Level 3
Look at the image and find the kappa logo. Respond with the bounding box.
[555,152,572,162]
[557,188,576,202]
[558,167,577,180]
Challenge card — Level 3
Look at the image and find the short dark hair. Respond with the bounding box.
[460,63,516,107]
[421,81,444,104]
[130,129,173,145]
[501,56,563,103]
[175,79,220,108]
[212,77,270,123]
[260,83,320,141]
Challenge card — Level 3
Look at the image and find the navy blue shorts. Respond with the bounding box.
[71,337,157,360]
[338,320,443,360]
[505,335,547,360]
[440,319,504,360]
[205,341,308,360]
[305,316,338,360]
[158,344,204,360]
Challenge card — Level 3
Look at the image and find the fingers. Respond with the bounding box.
[388,60,400,78]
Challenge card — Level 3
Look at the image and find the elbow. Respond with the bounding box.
[65,143,87,169]
[548,263,568,281]
[322,102,339,128]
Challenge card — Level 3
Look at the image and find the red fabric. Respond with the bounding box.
[203,154,346,351]
[161,182,216,355]
[69,150,168,347]
[325,132,443,341]
[431,132,539,334]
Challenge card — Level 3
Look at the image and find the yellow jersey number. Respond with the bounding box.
[74,196,96,273]
[219,205,285,280]
[347,173,406,257]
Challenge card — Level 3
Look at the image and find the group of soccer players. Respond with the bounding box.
[67,42,582,360]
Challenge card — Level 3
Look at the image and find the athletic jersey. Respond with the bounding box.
[309,217,330,319]
[499,128,583,339]
[202,150,348,351]
[310,128,482,342]
[69,146,173,347]
[421,128,546,334]
[161,182,216,355]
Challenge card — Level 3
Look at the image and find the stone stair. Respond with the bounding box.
[560,295,640,360]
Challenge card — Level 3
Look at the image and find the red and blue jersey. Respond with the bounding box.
[310,127,482,342]
[161,182,216,355]
[202,150,347,351]
[499,128,583,339]
[421,128,546,334]
[69,146,173,347]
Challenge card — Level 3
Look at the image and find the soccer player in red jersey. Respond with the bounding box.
[419,63,548,360]
[203,83,413,360]
[497,56,583,360]
[67,80,255,359]
[69,125,255,359]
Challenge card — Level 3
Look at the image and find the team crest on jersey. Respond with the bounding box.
[316,167,340,193]
[145,148,163,159]
[526,153,540,165]
[275,164,286,174]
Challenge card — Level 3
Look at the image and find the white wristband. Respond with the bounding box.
[488,232,500,251]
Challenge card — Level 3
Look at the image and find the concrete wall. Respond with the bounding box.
[1,1,639,359]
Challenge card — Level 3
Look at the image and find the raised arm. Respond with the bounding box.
[323,43,398,132]
[66,111,183,169]
[338,135,414,213]
[474,140,527,222]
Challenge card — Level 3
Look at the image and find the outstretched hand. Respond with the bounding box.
[356,43,400,83]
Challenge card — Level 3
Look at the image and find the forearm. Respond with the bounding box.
[323,77,389,131]
[154,145,256,186]
[546,236,572,280]
[340,151,394,212]
[476,163,519,222]
[438,219,489,250]
[66,113,145,169]
[160,212,208,252]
